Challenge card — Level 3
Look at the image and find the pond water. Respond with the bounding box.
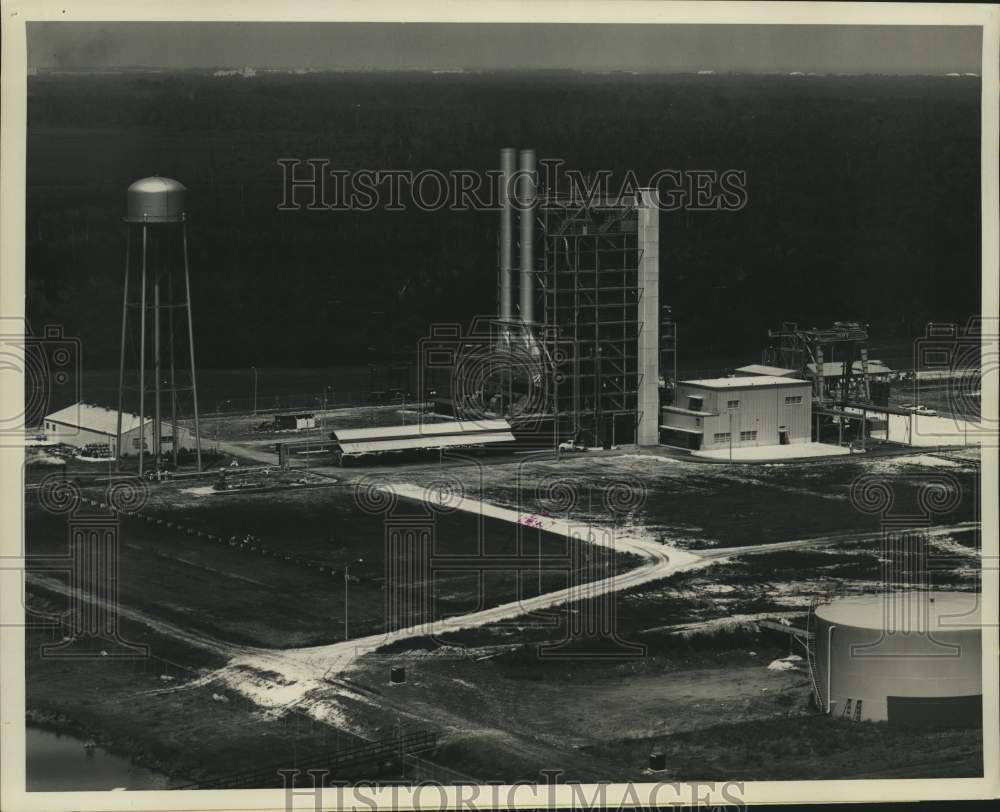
[27,727,178,791]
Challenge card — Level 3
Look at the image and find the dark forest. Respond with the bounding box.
[25,71,981,370]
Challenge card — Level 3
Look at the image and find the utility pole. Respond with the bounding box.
[729,412,733,463]
[396,713,405,779]
[343,557,364,641]
[343,563,350,641]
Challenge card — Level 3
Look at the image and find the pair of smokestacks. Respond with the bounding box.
[499,148,537,325]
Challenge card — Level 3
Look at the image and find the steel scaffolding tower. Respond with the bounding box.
[536,195,644,447]
[764,320,872,403]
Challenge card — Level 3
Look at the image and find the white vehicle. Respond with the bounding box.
[910,404,938,416]
[558,440,587,453]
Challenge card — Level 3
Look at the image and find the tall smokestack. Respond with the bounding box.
[499,148,516,322]
[518,149,537,323]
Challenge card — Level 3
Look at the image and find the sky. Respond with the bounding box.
[27,22,982,74]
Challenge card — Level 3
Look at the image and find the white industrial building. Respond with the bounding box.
[660,375,813,451]
[41,402,195,457]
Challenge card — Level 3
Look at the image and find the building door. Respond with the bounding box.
[779,428,790,445]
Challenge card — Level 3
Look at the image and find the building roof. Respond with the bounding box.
[332,418,515,455]
[338,431,516,456]
[658,425,703,434]
[814,591,981,631]
[681,375,811,390]
[332,418,511,443]
[45,402,148,436]
[735,364,799,377]
[661,405,715,417]
[806,360,893,377]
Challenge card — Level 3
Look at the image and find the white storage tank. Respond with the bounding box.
[812,591,982,726]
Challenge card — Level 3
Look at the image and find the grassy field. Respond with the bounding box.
[26,476,641,650]
[180,404,448,443]
[23,438,982,784]
[891,377,982,419]
[345,625,982,781]
[586,715,983,780]
[465,448,980,550]
[23,616,368,787]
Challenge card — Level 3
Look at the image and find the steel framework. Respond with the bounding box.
[764,320,872,403]
[660,304,679,405]
[536,196,644,446]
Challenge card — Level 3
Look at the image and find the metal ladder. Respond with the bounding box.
[805,599,825,711]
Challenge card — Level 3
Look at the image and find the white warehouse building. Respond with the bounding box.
[660,375,813,451]
[41,402,195,457]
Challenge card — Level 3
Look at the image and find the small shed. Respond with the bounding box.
[274,413,316,431]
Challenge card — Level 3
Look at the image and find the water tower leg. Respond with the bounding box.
[182,223,202,472]
[153,251,163,467]
[138,225,148,477]
[116,230,131,469]
[168,265,179,468]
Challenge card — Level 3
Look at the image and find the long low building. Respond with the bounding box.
[734,363,799,378]
[737,360,893,380]
[805,359,893,379]
[660,375,813,451]
[42,402,195,457]
[330,418,516,458]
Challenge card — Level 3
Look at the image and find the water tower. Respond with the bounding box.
[115,177,202,475]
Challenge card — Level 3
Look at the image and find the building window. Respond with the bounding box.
[713,432,731,443]
[739,430,758,441]
[785,395,803,404]
[726,399,740,409]
[687,396,703,412]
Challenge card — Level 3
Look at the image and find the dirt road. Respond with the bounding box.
[217,483,704,687]
[702,521,981,559]
[26,572,251,659]
[214,439,280,465]
[208,488,980,726]
[86,470,975,723]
